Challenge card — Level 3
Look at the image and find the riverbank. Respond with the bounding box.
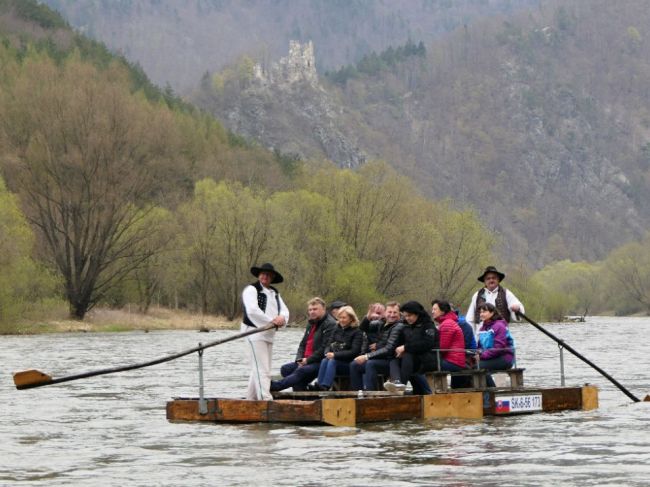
[3,306,238,335]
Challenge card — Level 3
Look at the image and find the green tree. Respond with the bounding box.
[533,260,602,319]
[604,235,650,314]
[426,205,495,304]
[499,264,550,321]
[179,179,268,318]
[304,162,413,292]
[120,207,178,313]
[0,176,58,330]
[266,189,349,313]
[237,55,255,87]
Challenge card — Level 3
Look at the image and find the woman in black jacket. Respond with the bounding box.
[385,300,438,393]
[315,306,363,390]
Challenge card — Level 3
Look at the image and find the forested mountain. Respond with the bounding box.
[0,0,496,327]
[4,0,650,324]
[192,0,650,266]
[40,0,538,92]
[36,0,650,266]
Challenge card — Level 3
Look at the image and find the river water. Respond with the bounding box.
[1,316,650,486]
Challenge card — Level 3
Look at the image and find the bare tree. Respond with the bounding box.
[1,59,174,319]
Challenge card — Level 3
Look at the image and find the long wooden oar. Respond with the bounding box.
[13,323,276,390]
[516,311,643,403]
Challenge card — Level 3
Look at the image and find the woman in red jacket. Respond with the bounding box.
[431,300,467,373]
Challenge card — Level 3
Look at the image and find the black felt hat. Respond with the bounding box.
[477,266,505,283]
[250,263,284,284]
[400,301,425,315]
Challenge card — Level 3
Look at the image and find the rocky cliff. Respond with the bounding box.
[195,41,366,168]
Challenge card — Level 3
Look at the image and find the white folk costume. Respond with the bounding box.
[466,266,524,330]
[241,263,289,400]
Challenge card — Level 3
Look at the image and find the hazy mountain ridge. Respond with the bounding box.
[40,0,539,92]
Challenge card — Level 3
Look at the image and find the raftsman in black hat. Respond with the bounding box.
[477,266,506,283]
[250,263,284,284]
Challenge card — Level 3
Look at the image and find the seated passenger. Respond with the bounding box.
[476,302,514,387]
[314,306,363,390]
[270,297,336,392]
[358,302,386,352]
[385,301,438,393]
[327,300,347,320]
[350,301,404,391]
[455,307,478,360]
[431,300,467,385]
[451,303,478,388]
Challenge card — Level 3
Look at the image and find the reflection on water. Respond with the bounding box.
[1,317,650,486]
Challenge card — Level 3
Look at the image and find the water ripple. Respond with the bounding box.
[2,317,650,485]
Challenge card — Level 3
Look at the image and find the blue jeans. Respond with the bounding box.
[317,358,351,388]
[270,361,320,391]
[480,355,513,387]
[349,358,391,391]
[410,374,432,394]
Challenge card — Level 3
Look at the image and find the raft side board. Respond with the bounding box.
[541,387,584,412]
[268,399,322,423]
[166,398,269,422]
[321,398,356,427]
[165,385,598,424]
[581,385,599,410]
[483,386,592,415]
[423,392,483,419]
[356,395,422,423]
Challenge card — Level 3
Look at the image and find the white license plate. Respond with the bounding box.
[494,394,543,414]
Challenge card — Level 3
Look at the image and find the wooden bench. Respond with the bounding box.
[331,374,386,391]
[425,368,525,393]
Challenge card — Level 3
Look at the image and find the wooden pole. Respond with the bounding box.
[517,311,640,403]
[13,323,276,390]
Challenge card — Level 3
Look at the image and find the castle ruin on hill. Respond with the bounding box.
[253,40,317,86]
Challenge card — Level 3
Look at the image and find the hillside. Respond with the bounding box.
[1,0,498,324]
[192,1,650,266]
[40,0,538,92]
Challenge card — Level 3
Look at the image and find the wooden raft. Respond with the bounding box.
[166,385,598,426]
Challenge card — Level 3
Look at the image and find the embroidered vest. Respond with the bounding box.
[474,286,510,324]
[242,281,280,327]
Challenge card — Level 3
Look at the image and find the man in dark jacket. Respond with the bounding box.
[270,297,336,392]
[386,301,438,393]
[350,301,405,391]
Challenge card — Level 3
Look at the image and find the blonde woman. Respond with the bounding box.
[314,306,363,390]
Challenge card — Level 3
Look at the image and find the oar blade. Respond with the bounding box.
[13,370,53,390]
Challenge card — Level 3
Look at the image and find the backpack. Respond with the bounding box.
[478,327,515,351]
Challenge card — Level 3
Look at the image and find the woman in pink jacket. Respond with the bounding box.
[431,300,467,373]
